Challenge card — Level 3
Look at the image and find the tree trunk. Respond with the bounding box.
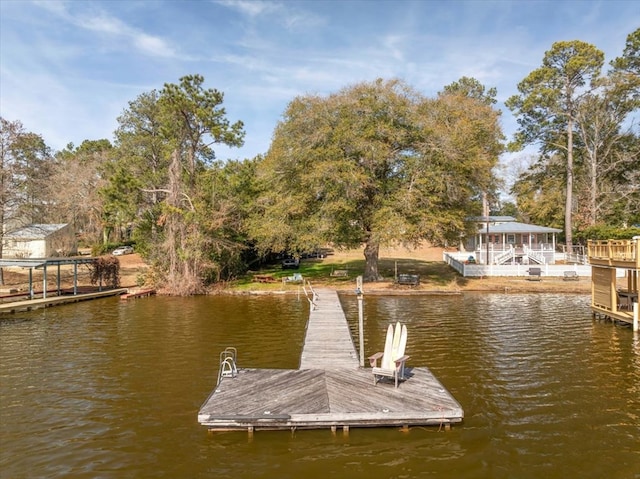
[363,241,381,282]
[590,149,598,225]
[0,202,4,286]
[163,149,204,296]
[565,119,574,254]
[166,150,183,292]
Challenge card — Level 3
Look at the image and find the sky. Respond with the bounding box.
[1,0,638,165]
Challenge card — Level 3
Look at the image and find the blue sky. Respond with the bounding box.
[1,0,638,163]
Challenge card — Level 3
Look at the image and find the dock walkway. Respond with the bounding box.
[198,287,464,433]
[299,289,359,369]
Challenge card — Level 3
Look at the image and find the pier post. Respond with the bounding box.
[356,276,364,367]
[633,302,638,333]
[43,264,47,299]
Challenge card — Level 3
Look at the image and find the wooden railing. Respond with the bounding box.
[587,239,639,268]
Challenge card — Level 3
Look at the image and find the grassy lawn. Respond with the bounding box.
[234,255,462,291]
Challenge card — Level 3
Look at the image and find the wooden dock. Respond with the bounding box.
[120,288,156,300]
[198,288,464,432]
[0,289,127,315]
[299,289,359,369]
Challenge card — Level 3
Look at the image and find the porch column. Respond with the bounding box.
[610,268,618,313]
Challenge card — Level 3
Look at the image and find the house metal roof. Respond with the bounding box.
[0,257,96,269]
[5,224,69,239]
[468,216,516,223]
[477,221,562,234]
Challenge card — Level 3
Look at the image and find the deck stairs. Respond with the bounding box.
[524,247,546,265]
[492,246,546,265]
[494,247,515,265]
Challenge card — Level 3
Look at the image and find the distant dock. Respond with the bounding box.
[120,288,156,300]
[198,288,464,433]
[0,288,128,315]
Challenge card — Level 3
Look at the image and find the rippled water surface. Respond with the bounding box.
[1,293,639,478]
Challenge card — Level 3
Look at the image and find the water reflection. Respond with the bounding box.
[1,293,638,478]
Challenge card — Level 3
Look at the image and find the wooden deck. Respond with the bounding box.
[198,367,463,430]
[199,287,464,432]
[588,239,639,329]
[588,239,639,269]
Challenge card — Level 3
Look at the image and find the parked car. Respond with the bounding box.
[112,246,134,256]
[281,258,299,269]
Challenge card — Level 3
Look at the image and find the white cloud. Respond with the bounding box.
[215,0,277,18]
[134,33,176,58]
[32,1,178,59]
[215,0,326,31]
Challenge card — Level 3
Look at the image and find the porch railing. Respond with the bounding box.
[445,252,594,278]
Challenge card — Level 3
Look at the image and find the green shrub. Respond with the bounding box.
[575,225,640,243]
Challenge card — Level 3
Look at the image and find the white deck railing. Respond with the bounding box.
[445,252,593,278]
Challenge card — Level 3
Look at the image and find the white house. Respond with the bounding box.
[445,216,595,277]
[464,216,563,265]
[2,224,77,258]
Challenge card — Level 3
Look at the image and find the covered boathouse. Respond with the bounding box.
[587,238,639,330]
[0,257,128,315]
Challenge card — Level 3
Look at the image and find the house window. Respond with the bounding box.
[507,234,515,244]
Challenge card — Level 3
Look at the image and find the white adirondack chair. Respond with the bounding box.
[368,322,410,388]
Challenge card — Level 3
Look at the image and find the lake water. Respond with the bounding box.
[1,292,638,478]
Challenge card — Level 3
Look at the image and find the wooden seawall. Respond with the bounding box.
[198,288,464,433]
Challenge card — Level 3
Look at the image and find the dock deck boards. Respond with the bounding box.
[198,367,463,429]
[199,287,464,431]
[299,289,359,369]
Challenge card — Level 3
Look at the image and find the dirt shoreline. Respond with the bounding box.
[212,244,592,295]
[1,246,592,296]
[213,278,591,295]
